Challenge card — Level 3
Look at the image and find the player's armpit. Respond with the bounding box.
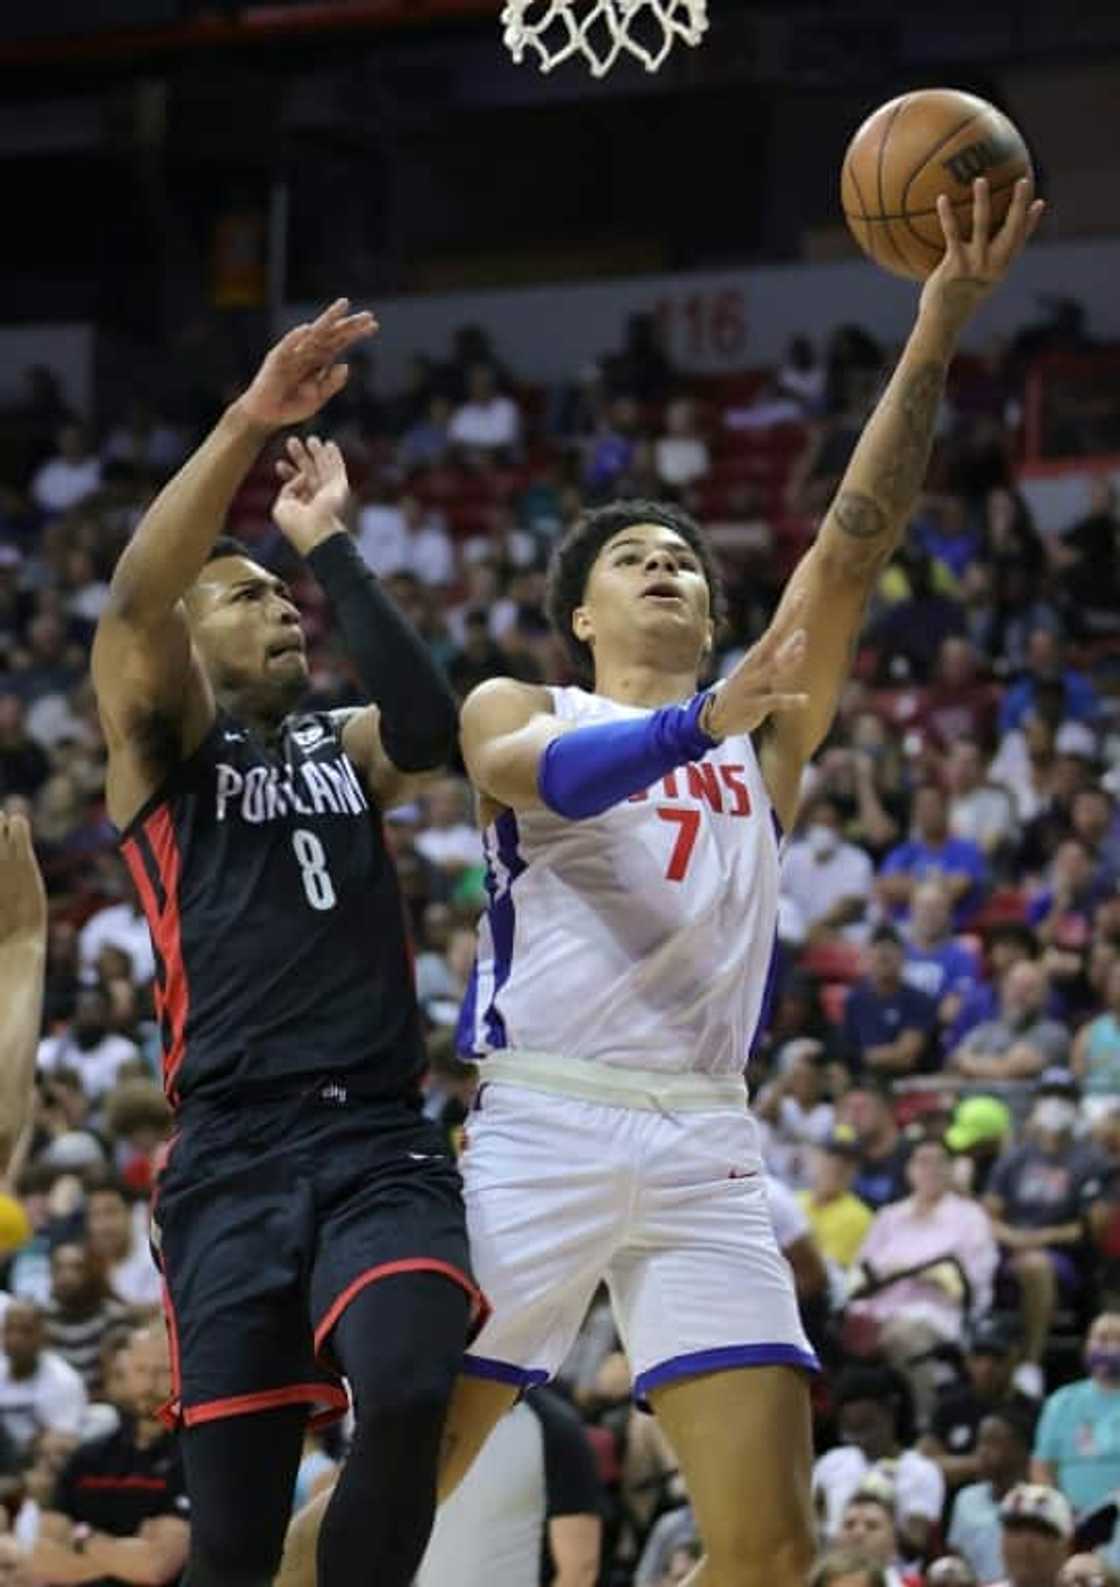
[340,705,445,810]
[460,677,564,811]
[92,603,215,828]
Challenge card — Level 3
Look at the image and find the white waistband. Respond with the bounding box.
[478,1049,748,1113]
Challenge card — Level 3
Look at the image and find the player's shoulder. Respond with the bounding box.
[461,676,555,732]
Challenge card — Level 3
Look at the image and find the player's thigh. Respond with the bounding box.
[609,1133,816,1405]
[459,1083,624,1383]
[649,1365,814,1587]
[155,1138,338,1424]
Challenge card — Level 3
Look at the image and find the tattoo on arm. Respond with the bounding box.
[831,360,947,553]
[833,492,887,540]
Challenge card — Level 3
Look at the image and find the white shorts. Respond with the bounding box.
[461,1060,818,1404]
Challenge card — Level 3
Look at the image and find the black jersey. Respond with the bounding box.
[120,708,423,1108]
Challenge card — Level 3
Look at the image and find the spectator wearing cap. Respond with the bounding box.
[1032,1312,1120,1516]
[878,783,988,930]
[902,880,982,1035]
[945,1095,1014,1197]
[949,961,1069,1083]
[798,1128,874,1272]
[836,1489,920,1586]
[985,1077,1112,1399]
[993,1482,1073,1587]
[812,1365,944,1560]
[835,1079,912,1212]
[778,796,874,946]
[0,1301,87,1462]
[1073,961,1120,1120]
[947,1406,1037,1584]
[846,1138,999,1423]
[841,927,939,1080]
[922,1318,1038,1492]
[999,629,1101,737]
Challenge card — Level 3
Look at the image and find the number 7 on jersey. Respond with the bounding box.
[656,807,701,882]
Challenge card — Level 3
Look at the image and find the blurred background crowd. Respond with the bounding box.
[1,291,1119,1587]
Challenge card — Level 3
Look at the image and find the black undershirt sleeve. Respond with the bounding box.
[305,533,458,774]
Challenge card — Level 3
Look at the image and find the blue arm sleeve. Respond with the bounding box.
[537,692,717,820]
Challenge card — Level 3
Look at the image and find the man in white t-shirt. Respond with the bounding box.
[78,889,156,987]
[0,1300,88,1459]
[449,364,521,459]
[781,796,874,945]
[85,1181,161,1311]
[413,778,483,875]
[813,1365,944,1561]
[30,424,103,516]
[37,986,140,1102]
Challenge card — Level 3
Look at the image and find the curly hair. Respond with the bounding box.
[545,499,724,681]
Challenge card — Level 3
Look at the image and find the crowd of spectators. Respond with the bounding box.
[0,298,1119,1587]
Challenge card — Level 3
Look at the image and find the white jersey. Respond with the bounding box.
[461,686,782,1078]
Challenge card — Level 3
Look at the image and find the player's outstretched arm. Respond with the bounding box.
[750,177,1044,829]
[0,814,47,1175]
[273,436,458,799]
[93,302,375,806]
[461,672,790,821]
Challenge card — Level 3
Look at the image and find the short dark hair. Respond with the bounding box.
[870,924,903,949]
[205,535,255,565]
[986,922,1039,957]
[545,499,724,680]
[807,1550,887,1587]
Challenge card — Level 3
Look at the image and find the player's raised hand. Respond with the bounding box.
[273,436,352,555]
[0,814,46,947]
[920,177,1045,331]
[238,299,377,430]
[703,615,809,740]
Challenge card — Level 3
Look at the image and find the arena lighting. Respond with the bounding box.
[0,0,497,66]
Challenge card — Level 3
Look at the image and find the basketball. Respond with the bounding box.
[842,88,1033,280]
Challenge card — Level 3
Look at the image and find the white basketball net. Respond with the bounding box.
[501,0,708,77]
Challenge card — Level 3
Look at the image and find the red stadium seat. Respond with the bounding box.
[800,940,866,984]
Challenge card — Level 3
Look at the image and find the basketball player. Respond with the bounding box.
[0,812,46,1174]
[91,300,484,1587]
[281,181,1042,1587]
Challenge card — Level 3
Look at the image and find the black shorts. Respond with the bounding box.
[150,1081,484,1429]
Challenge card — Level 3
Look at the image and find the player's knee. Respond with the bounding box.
[705,1487,814,1586]
[352,1360,457,1446]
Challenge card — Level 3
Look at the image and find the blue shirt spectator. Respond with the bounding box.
[879,785,987,929]
[1033,1311,1120,1514]
[998,628,1101,735]
[902,880,981,1016]
[842,927,939,1078]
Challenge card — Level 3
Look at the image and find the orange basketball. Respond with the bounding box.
[841,88,1033,281]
